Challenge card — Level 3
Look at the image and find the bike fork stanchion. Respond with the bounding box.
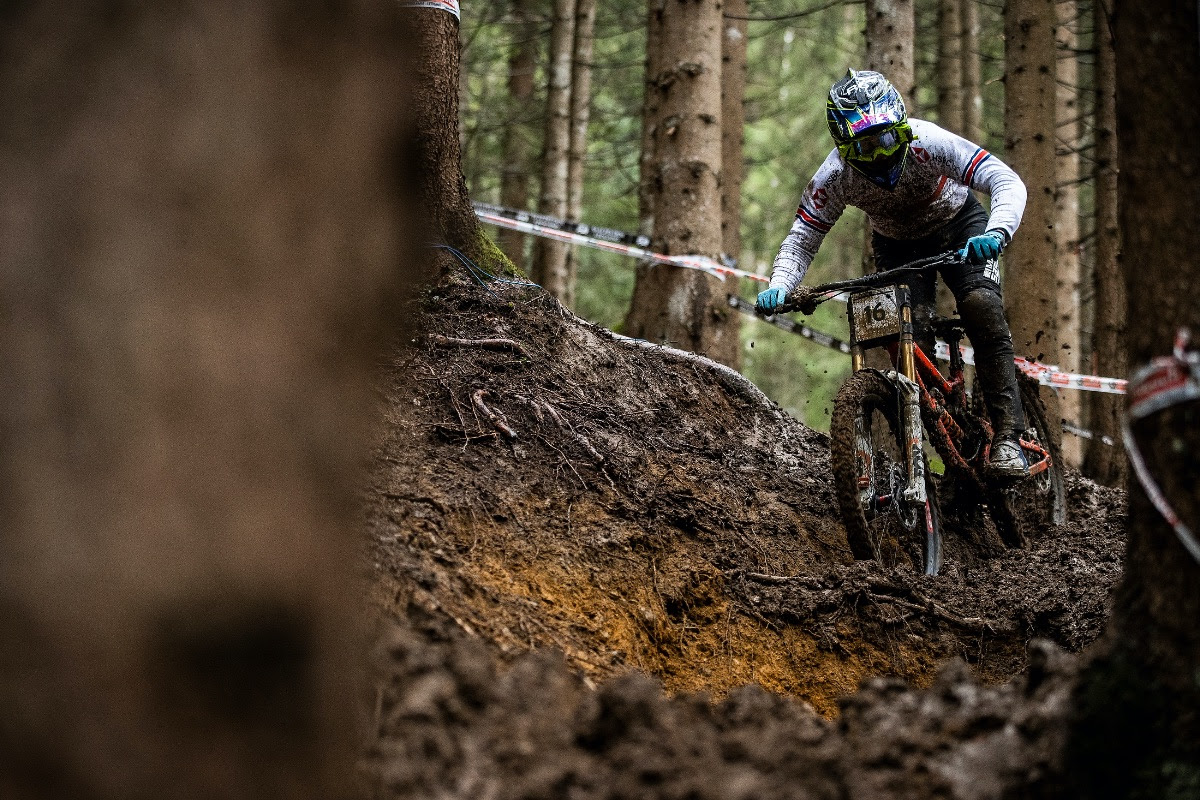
[894,285,926,505]
[889,371,928,505]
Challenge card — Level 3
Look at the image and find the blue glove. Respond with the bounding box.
[959,230,1007,264]
[756,287,788,313]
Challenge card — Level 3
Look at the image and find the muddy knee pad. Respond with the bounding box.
[955,287,1026,433]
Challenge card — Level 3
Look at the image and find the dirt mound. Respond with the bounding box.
[362,611,1078,799]
[366,275,1125,715]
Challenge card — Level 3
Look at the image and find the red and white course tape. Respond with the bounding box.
[476,202,1127,396]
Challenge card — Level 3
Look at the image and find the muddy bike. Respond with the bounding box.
[764,252,1065,576]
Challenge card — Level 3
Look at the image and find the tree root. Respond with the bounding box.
[607,333,787,425]
[471,389,517,439]
[529,400,605,464]
[865,591,1009,634]
[429,334,530,359]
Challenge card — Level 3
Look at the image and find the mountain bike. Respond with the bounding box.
[763,252,1065,576]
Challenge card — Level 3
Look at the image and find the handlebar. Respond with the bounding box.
[758,251,964,316]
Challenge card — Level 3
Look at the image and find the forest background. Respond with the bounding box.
[458,0,1081,438]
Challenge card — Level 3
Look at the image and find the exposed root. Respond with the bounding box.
[535,400,605,464]
[867,593,1004,634]
[430,333,530,359]
[605,333,787,425]
[472,389,517,439]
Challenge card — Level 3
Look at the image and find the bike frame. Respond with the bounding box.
[840,270,1052,486]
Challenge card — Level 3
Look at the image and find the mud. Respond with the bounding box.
[362,274,1127,797]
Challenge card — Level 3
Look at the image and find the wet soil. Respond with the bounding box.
[362,275,1127,798]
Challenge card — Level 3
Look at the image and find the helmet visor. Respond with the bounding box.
[838,124,913,162]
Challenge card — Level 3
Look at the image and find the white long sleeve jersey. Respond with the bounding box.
[769,119,1027,293]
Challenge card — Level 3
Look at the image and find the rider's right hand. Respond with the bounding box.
[756,287,787,313]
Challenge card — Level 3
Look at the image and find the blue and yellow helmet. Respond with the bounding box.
[827,69,914,188]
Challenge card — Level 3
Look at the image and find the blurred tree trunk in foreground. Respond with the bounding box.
[1067,0,1200,795]
[0,2,420,797]
[1083,0,1126,486]
[625,0,739,368]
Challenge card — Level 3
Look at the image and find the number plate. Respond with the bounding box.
[849,287,902,342]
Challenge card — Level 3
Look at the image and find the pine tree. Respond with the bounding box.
[1003,0,1060,443]
[1082,0,1126,485]
[624,0,738,367]
[498,0,539,267]
[1054,0,1083,465]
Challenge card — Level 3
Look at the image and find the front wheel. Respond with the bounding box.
[830,371,943,576]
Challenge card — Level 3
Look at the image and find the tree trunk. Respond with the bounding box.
[639,0,666,240]
[935,0,965,317]
[1003,0,1060,444]
[960,0,983,142]
[937,0,964,134]
[1082,0,1126,486]
[866,0,916,109]
[531,0,577,297]
[1055,0,1082,466]
[864,0,915,368]
[0,3,419,797]
[498,0,539,267]
[722,0,749,266]
[624,0,738,367]
[563,0,598,309]
[415,5,480,261]
[1067,1,1200,794]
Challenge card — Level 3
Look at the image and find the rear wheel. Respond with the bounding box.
[988,376,1068,546]
[831,371,943,575]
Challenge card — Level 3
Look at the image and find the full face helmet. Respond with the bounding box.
[826,69,914,189]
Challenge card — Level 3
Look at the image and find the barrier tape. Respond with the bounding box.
[476,202,1128,395]
[474,202,762,284]
[400,0,460,17]
[727,295,852,354]
[1121,328,1200,563]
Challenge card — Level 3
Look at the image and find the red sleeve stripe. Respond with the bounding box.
[961,148,991,185]
[796,205,833,234]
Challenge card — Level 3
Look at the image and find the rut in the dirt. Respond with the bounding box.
[367,275,1126,711]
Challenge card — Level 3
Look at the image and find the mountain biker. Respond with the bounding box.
[757,69,1030,477]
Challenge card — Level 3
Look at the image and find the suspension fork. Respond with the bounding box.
[893,285,925,503]
[889,370,927,505]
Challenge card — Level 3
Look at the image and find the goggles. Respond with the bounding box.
[837,124,914,162]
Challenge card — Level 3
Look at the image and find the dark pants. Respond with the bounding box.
[872,194,1026,436]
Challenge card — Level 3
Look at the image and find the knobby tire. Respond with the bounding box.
[831,371,943,576]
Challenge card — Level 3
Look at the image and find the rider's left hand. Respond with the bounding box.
[959,230,1007,264]
[756,287,787,313]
